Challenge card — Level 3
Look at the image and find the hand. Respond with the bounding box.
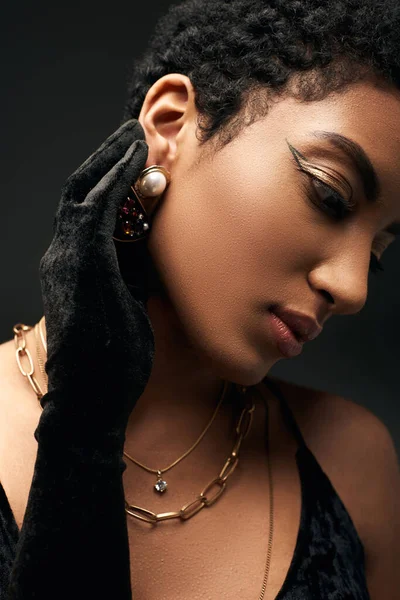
[6,121,153,600]
[38,119,155,443]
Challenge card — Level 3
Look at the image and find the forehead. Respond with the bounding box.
[265,79,400,225]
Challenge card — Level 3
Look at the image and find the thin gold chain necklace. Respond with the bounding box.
[13,318,274,599]
[38,317,232,494]
[123,381,230,493]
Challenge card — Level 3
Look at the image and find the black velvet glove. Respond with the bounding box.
[6,119,155,600]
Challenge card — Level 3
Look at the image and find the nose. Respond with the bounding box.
[307,251,370,317]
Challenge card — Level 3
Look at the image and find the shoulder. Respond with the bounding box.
[0,335,42,480]
[0,335,42,412]
[271,376,399,599]
[0,335,44,529]
[267,375,397,478]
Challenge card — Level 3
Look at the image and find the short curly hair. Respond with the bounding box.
[121,0,400,150]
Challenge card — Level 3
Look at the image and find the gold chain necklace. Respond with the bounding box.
[124,381,230,493]
[37,318,233,494]
[13,319,274,599]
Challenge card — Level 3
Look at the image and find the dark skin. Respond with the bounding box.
[121,72,400,455]
[0,72,399,598]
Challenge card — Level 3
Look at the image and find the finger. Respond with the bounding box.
[61,119,145,206]
[84,138,148,235]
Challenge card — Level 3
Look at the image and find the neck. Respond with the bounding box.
[40,293,244,464]
[123,294,241,465]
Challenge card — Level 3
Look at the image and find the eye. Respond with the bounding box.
[306,175,385,277]
[307,175,355,221]
[287,142,389,277]
[287,139,356,221]
[369,252,385,275]
[369,234,395,276]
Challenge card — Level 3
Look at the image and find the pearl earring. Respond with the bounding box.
[113,165,171,243]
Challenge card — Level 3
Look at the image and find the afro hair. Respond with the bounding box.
[121,0,400,149]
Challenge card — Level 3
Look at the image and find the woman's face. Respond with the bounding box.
[141,77,400,385]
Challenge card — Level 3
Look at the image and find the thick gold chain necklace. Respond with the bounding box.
[13,318,274,599]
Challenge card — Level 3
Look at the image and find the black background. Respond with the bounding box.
[1,1,399,452]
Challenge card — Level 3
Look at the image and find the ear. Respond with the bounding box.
[138,73,197,172]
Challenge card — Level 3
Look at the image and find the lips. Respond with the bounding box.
[269,307,322,343]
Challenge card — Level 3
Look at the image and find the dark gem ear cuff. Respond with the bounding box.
[113,165,171,243]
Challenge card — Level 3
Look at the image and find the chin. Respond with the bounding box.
[201,340,280,387]
[225,363,278,387]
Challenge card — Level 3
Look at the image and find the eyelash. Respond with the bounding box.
[304,174,385,276]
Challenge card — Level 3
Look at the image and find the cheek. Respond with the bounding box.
[145,156,311,380]
[148,177,254,339]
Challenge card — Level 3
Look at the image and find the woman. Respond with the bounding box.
[0,0,399,598]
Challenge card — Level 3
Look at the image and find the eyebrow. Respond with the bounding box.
[310,130,400,237]
[310,130,380,204]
